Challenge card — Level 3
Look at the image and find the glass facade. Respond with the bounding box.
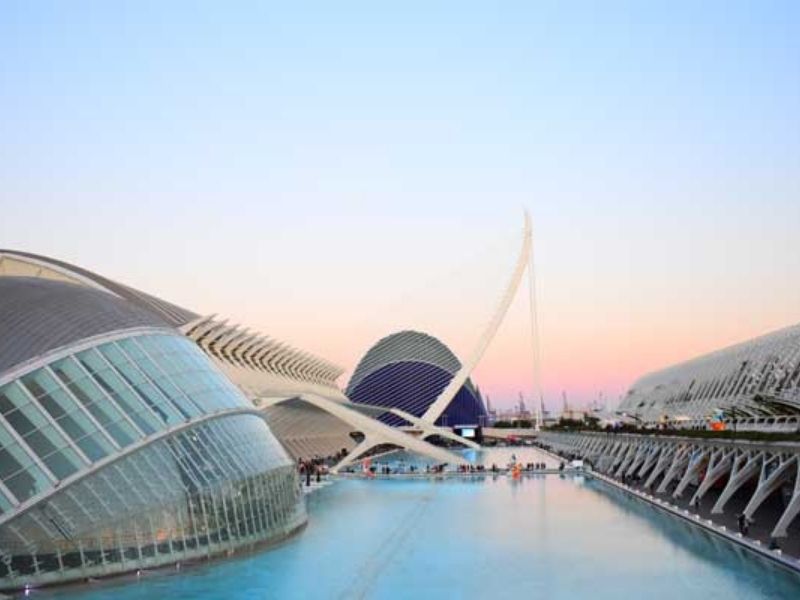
[0,333,305,590]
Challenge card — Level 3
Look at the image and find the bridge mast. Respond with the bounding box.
[421,211,533,425]
[527,215,543,431]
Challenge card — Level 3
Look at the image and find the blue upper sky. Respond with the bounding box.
[1,1,798,408]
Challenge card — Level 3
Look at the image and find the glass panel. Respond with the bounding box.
[122,333,249,413]
[121,342,201,418]
[41,446,83,480]
[0,488,13,513]
[0,382,31,414]
[104,421,137,447]
[0,332,265,517]
[131,381,185,425]
[5,402,48,437]
[88,430,118,456]
[49,357,87,386]
[104,358,147,386]
[136,335,168,357]
[73,348,109,375]
[150,376,200,418]
[94,343,129,370]
[68,374,108,406]
[20,370,61,399]
[70,429,112,462]
[83,366,161,435]
[31,385,114,462]
[22,426,58,458]
[97,352,183,426]
[4,463,50,502]
[0,442,29,479]
[33,384,77,418]
[117,337,147,361]
[57,374,138,447]
[33,386,70,420]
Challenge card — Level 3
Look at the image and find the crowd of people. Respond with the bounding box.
[297,450,350,486]
[341,460,554,476]
[298,449,553,480]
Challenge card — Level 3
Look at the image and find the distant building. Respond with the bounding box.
[485,395,497,424]
[618,324,800,430]
[559,409,587,422]
[347,330,488,428]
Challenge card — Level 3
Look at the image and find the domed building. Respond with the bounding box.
[0,277,305,591]
[0,249,469,505]
[346,331,488,429]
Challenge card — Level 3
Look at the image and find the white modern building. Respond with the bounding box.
[618,324,800,430]
[0,211,538,590]
[0,251,469,473]
[0,276,306,590]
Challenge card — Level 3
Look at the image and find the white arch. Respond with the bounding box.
[422,211,532,423]
[258,394,470,471]
[389,407,480,450]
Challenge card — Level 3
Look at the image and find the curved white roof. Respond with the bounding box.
[0,277,170,377]
[346,330,462,394]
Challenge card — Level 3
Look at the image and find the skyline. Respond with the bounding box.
[2,2,799,411]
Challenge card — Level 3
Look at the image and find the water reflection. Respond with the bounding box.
[583,479,800,591]
[39,464,800,600]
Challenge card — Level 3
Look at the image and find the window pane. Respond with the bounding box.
[72,430,111,462]
[97,354,183,425]
[60,376,138,447]
[84,368,161,434]
[73,349,108,375]
[30,386,77,420]
[104,421,136,447]
[0,443,29,480]
[20,370,61,399]
[4,464,50,502]
[5,404,45,437]
[23,428,58,459]
[122,343,201,418]
[0,489,13,513]
[117,337,147,361]
[0,383,31,414]
[39,393,114,462]
[41,447,82,480]
[49,357,86,386]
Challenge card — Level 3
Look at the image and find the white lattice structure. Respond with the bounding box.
[618,324,800,429]
[181,315,343,395]
[0,250,469,470]
[543,431,800,541]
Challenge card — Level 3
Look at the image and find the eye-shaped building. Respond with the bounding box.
[0,277,305,590]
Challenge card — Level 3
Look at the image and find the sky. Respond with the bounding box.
[1,1,799,412]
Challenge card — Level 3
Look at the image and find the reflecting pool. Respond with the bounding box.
[40,449,800,599]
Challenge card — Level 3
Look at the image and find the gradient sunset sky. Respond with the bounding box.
[2,2,799,411]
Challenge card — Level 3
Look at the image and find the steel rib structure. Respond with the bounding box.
[0,277,305,590]
[0,250,468,469]
[347,330,487,428]
[618,323,800,429]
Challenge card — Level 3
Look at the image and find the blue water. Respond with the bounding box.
[40,449,800,599]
